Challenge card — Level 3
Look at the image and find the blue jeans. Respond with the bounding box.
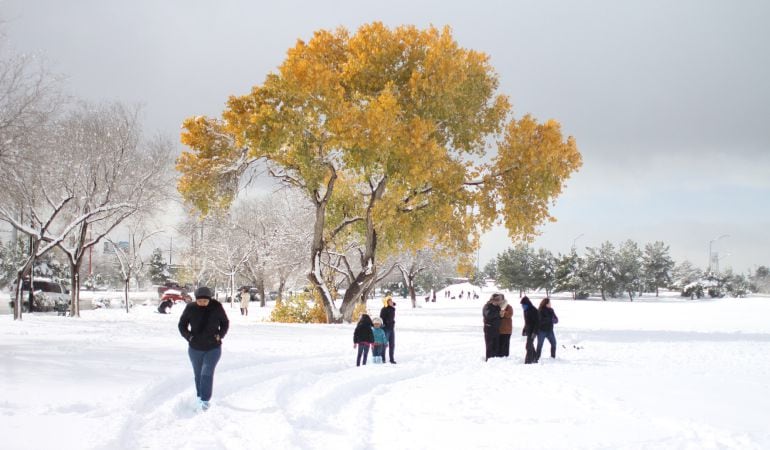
[372,344,386,363]
[384,328,395,362]
[356,344,370,366]
[536,330,557,360]
[188,346,222,401]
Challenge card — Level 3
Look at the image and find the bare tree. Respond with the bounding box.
[53,102,173,316]
[107,222,163,313]
[235,189,313,306]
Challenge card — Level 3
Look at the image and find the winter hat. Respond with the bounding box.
[373,317,383,326]
[194,286,214,300]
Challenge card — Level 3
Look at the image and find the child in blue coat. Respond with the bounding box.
[371,317,388,364]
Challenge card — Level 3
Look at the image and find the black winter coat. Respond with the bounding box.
[380,306,396,330]
[538,307,558,333]
[178,300,230,351]
[354,315,375,344]
[522,305,540,336]
[482,302,502,332]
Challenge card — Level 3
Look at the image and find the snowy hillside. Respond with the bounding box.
[1,287,769,450]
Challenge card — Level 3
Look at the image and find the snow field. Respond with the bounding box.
[1,288,769,449]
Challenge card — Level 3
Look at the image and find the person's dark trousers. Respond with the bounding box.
[356,344,370,366]
[497,333,511,357]
[384,328,396,363]
[536,330,557,361]
[524,332,537,364]
[188,346,222,401]
[484,327,499,361]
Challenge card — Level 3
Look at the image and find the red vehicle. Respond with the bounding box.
[160,289,192,304]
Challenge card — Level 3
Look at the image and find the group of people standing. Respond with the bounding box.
[483,293,558,364]
[353,295,397,366]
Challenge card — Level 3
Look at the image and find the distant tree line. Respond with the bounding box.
[484,240,767,300]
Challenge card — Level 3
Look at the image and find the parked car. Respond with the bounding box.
[160,289,192,304]
[10,277,70,313]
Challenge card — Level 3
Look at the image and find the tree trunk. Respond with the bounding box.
[257,278,265,308]
[124,275,131,313]
[601,288,606,301]
[277,277,286,302]
[340,262,376,322]
[69,263,82,317]
[307,171,339,323]
[628,290,633,302]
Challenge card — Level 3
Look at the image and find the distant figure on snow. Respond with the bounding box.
[178,286,229,411]
[239,287,250,316]
[520,296,539,364]
[536,298,558,361]
[482,293,503,361]
[497,294,514,357]
[354,313,374,366]
[158,298,173,314]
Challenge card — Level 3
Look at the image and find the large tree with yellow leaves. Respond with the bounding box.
[178,23,582,322]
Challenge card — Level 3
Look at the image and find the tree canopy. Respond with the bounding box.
[178,22,582,322]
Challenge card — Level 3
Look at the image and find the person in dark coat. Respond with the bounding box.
[158,298,173,314]
[482,293,503,361]
[520,296,539,364]
[178,286,229,411]
[536,297,558,361]
[496,295,514,357]
[353,313,375,366]
[380,296,397,363]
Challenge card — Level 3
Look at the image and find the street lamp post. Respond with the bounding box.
[708,234,729,274]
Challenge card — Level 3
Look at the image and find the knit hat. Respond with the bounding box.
[373,317,383,326]
[194,286,214,300]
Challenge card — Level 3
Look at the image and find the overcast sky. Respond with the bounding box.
[3,0,768,272]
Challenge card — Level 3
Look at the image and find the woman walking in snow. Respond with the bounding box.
[354,313,375,366]
[536,297,558,362]
[520,296,539,364]
[496,294,514,357]
[178,286,229,411]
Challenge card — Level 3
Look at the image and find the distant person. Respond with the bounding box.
[239,287,250,316]
[520,296,539,364]
[371,317,388,364]
[354,313,374,366]
[178,287,229,411]
[536,298,559,361]
[158,298,173,314]
[380,295,397,364]
[482,293,503,361]
[497,294,514,357]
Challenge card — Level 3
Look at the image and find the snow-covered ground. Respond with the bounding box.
[1,284,769,450]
